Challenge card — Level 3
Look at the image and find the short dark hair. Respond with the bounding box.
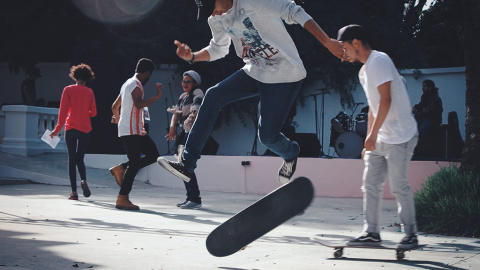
[69,63,95,82]
[136,58,155,74]
[423,79,439,94]
[337,24,372,47]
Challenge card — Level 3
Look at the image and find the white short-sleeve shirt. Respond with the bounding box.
[359,50,417,144]
[117,74,146,137]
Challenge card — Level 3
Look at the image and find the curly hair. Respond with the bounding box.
[69,63,95,82]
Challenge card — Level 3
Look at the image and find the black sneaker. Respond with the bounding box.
[157,157,192,182]
[81,180,91,198]
[397,233,418,249]
[347,232,382,246]
[176,200,188,207]
[278,142,299,185]
[68,192,78,200]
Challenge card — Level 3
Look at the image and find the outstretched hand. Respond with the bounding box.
[174,40,193,61]
[327,39,347,61]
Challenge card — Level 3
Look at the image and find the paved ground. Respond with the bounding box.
[0,152,479,270]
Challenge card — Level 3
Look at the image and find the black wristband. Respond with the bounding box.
[187,53,195,65]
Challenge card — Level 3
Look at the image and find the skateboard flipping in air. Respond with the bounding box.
[206,177,314,257]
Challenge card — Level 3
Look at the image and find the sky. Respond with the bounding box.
[424,0,436,10]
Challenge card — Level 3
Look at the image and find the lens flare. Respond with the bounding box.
[72,0,161,24]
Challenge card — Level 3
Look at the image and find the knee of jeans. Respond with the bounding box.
[390,180,412,195]
[258,131,281,147]
[127,161,141,171]
[204,88,229,109]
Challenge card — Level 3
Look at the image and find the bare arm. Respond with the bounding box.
[303,19,344,59]
[111,93,122,124]
[364,81,392,151]
[166,113,180,141]
[131,83,163,110]
[174,40,211,63]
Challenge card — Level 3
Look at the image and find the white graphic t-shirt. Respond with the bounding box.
[204,0,313,84]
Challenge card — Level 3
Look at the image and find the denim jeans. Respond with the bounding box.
[362,133,419,235]
[183,70,301,172]
[180,132,201,204]
[65,129,91,192]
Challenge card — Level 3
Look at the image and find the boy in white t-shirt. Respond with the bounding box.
[338,25,419,249]
[110,58,163,210]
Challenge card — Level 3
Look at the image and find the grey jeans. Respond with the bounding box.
[362,133,419,235]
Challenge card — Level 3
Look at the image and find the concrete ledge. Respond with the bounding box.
[0,177,32,185]
[85,154,457,199]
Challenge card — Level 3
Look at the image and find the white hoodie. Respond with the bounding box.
[204,0,312,84]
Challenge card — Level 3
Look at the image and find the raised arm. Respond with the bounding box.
[131,83,163,110]
[174,40,211,64]
[304,19,344,59]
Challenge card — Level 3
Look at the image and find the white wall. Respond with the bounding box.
[85,154,456,199]
[0,63,466,157]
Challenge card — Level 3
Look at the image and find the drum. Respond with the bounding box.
[331,111,352,133]
[335,131,364,158]
[355,112,368,136]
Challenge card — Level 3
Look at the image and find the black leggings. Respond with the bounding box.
[120,135,159,195]
[65,129,91,192]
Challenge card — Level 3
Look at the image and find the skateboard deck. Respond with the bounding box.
[311,236,426,260]
[206,177,314,257]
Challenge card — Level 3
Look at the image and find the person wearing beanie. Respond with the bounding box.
[165,70,204,209]
[338,24,420,249]
[158,0,344,188]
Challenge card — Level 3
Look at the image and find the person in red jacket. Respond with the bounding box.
[51,63,97,200]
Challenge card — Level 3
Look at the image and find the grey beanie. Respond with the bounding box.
[183,70,201,85]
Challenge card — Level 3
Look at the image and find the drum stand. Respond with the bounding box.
[350,102,365,119]
[307,89,330,156]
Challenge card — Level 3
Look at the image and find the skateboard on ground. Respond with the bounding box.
[206,177,314,257]
[311,236,426,260]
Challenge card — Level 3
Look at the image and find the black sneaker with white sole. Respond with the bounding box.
[347,232,382,246]
[157,157,193,182]
[397,233,419,249]
[278,142,299,185]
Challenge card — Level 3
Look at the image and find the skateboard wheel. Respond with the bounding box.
[396,251,405,260]
[334,250,343,258]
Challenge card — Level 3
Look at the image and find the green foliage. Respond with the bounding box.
[414,166,480,237]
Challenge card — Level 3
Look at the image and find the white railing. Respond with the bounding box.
[0,105,66,156]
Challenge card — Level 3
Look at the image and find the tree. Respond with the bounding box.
[460,0,480,176]
[414,0,465,68]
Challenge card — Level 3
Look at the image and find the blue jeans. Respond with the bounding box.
[183,70,301,172]
[180,132,201,204]
[362,133,419,235]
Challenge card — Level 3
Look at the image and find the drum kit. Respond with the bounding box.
[330,105,368,158]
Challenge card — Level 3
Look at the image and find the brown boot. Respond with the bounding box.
[109,164,125,187]
[115,195,140,210]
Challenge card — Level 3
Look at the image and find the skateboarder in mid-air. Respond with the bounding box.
[338,25,419,249]
[158,0,344,185]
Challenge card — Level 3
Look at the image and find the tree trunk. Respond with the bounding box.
[460,0,480,176]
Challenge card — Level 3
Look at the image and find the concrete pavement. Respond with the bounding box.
[0,152,479,270]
